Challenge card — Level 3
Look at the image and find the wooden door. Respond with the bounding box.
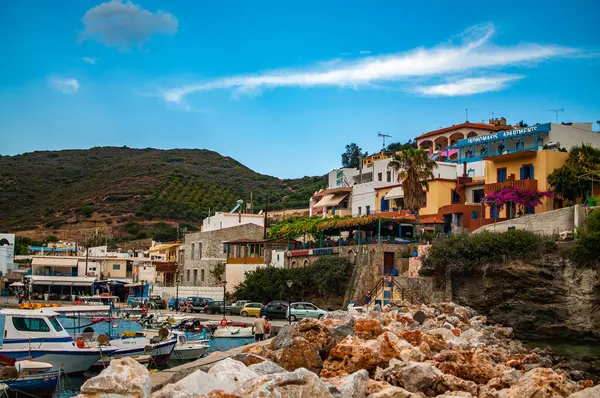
[383,252,394,275]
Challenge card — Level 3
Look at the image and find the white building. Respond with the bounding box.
[0,234,15,276]
[202,212,265,232]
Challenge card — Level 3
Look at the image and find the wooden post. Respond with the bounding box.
[378,219,381,244]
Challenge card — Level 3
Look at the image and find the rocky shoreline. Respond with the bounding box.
[75,301,599,398]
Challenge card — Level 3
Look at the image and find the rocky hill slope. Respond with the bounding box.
[0,147,325,232]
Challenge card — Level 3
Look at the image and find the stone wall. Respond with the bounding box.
[152,285,224,302]
[182,224,264,286]
[473,205,589,235]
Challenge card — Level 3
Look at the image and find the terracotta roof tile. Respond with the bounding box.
[415,122,513,141]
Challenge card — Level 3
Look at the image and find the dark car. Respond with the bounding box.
[260,301,289,320]
[148,295,166,309]
[206,300,230,314]
[188,297,214,313]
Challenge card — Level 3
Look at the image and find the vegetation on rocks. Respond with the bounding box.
[234,256,352,304]
[420,230,558,276]
[570,208,600,267]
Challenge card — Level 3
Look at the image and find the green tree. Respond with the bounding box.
[46,235,59,243]
[548,143,600,203]
[388,148,437,237]
[341,143,367,169]
[386,139,417,153]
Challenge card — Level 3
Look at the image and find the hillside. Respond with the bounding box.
[0,147,325,234]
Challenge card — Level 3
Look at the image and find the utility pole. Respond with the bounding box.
[263,197,269,240]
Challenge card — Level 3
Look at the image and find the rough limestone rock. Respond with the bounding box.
[505,368,577,398]
[367,386,421,398]
[400,361,442,393]
[247,360,286,376]
[375,331,414,362]
[235,367,333,398]
[151,370,234,398]
[367,380,394,395]
[275,336,323,373]
[332,325,356,343]
[77,357,151,398]
[323,369,369,398]
[242,342,276,362]
[208,358,258,385]
[322,335,380,377]
[355,319,383,340]
[323,310,356,327]
[398,330,423,346]
[422,333,449,353]
[273,325,295,350]
[493,327,513,340]
[568,385,600,397]
[296,317,336,356]
[232,353,266,366]
[428,328,457,342]
[432,373,478,396]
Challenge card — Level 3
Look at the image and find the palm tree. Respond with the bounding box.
[388,148,437,237]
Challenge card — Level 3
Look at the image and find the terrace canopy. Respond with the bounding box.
[313,193,349,208]
[384,187,405,200]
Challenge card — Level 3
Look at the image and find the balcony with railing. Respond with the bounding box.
[485,178,537,194]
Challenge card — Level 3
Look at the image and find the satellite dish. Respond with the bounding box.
[97,334,110,346]
[158,327,169,340]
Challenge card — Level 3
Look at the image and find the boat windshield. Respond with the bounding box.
[48,316,63,332]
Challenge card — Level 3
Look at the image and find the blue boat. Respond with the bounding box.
[2,370,61,397]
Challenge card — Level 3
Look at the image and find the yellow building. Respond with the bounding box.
[483,150,568,218]
[374,179,456,216]
[147,242,182,287]
[363,151,391,167]
[104,258,133,279]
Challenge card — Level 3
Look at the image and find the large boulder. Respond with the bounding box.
[248,360,286,376]
[232,353,266,366]
[323,369,369,398]
[275,336,323,373]
[355,318,383,340]
[242,342,276,362]
[235,367,333,398]
[433,349,507,385]
[432,374,478,396]
[399,361,442,393]
[332,325,356,343]
[505,368,577,398]
[323,310,355,327]
[296,318,336,356]
[151,370,234,398]
[77,357,151,398]
[322,335,380,377]
[374,332,414,362]
[568,385,600,397]
[367,386,421,398]
[207,358,258,385]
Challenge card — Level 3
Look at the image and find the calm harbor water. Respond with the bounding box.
[53,317,254,397]
[522,339,600,361]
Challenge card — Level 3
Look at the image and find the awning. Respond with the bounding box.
[443,148,459,159]
[31,258,78,268]
[29,276,96,287]
[313,193,348,208]
[384,186,405,200]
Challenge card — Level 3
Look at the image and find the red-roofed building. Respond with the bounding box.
[416,118,512,160]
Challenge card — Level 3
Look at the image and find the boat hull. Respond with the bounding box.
[212,326,254,338]
[102,336,176,366]
[3,371,60,398]
[0,349,108,375]
[169,345,208,362]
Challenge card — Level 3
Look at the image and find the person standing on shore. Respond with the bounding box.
[252,314,267,341]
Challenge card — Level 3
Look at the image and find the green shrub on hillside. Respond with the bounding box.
[420,230,558,276]
[234,256,351,303]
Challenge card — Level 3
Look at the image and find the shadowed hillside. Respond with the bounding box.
[0,147,325,231]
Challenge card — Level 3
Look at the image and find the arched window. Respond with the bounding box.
[303,259,309,267]
[198,243,202,260]
[291,261,297,268]
[191,243,195,260]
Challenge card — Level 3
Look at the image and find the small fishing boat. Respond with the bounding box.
[212,325,254,338]
[0,309,116,374]
[0,358,61,397]
[144,329,209,362]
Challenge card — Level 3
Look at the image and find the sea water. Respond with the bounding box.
[54,317,254,397]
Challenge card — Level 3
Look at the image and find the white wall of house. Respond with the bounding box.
[271,250,285,268]
[203,212,264,232]
[548,122,600,151]
[456,161,486,179]
[327,168,360,189]
[0,234,15,275]
[152,285,223,301]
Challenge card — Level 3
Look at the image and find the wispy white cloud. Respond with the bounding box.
[359,50,371,55]
[413,75,524,96]
[161,24,575,104]
[51,78,80,94]
[82,57,99,65]
[80,0,178,49]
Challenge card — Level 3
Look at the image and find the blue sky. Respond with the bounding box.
[1,0,599,178]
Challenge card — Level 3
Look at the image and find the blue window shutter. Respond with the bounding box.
[529,165,534,179]
[526,207,535,214]
[472,211,478,219]
[520,167,525,180]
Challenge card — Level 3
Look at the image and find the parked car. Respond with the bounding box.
[148,295,166,309]
[188,297,214,313]
[168,297,187,311]
[206,300,230,314]
[228,300,251,315]
[260,301,289,319]
[287,302,327,321]
[240,302,263,317]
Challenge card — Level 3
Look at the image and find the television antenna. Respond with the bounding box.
[547,108,564,124]
[377,132,392,149]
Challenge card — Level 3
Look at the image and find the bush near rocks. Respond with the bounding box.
[79,300,598,398]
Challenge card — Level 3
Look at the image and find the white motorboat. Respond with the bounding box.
[212,325,254,338]
[0,309,116,374]
[0,359,62,397]
[168,332,209,362]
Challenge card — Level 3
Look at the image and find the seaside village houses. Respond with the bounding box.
[6,118,600,305]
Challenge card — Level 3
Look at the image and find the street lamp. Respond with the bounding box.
[222,280,227,318]
[285,280,293,325]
